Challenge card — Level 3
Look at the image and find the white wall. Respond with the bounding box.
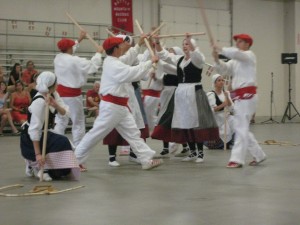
[232,0,286,117]
[292,1,300,113]
[159,0,231,94]
[0,0,156,51]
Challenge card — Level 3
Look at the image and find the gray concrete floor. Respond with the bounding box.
[1,122,300,225]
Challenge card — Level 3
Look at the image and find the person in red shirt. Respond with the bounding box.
[22,60,38,86]
[86,81,100,117]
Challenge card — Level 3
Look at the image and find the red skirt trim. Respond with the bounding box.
[151,125,172,142]
[170,127,220,143]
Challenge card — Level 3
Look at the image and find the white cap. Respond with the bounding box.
[116,34,133,45]
[170,46,184,55]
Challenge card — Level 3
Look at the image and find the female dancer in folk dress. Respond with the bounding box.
[155,34,219,163]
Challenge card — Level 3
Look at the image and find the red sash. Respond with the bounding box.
[57,84,81,97]
[101,94,129,106]
[142,89,161,98]
[230,86,257,100]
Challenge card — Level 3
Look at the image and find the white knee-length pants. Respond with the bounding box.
[229,96,266,164]
[54,96,85,147]
[75,100,155,165]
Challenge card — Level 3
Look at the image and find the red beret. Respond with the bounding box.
[102,37,123,51]
[57,39,76,52]
[233,34,253,46]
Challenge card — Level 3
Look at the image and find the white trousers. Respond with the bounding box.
[54,96,85,147]
[230,96,266,164]
[143,95,160,131]
[75,101,155,165]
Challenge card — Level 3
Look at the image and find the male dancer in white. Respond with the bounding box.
[75,36,162,170]
[54,32,103,147]
[213,33,266,168]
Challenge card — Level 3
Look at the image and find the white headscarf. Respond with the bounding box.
[183,38,197,49]
[170,46,184,56]
[116,34,133,45]
[36,71,56,93]
[211,74,222,88]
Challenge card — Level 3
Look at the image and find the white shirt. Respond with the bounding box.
[100,55,152,97]
[140,61,164,91]
[157,48,205,70]
[214,47,257,90]
[28,92,70,141]
[207,90,233,113]
[54,52,102,88]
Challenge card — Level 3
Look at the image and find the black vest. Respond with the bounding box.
[163,74,178,86]
[212,91,224,111]
[176,56,203,83]
[27,95,57,129]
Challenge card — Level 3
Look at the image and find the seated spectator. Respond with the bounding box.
[0,66,4,83]
[10,80,31,124]
[86,81,100,117]
[26,73,39,99]
[20,71,79,181]
[205,74,235,149]
[0,81,20,135]
[8,63,22,86]
[22,60,38,86]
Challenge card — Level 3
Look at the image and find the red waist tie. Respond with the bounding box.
[142,89,161,98]
[101,94,129,106]
[230,86,257,100]
[57,84,82,97]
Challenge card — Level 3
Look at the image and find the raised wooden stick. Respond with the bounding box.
[223,75,231,151]
[40,93,50,182]
[131,22,165,39]
[66,12,102,51]
[135,20,157,88]
[198,0,215,46]
[106,28,115,37]
[149,22,166,37]
[157,32,206,39]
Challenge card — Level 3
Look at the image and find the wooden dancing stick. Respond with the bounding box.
[135,20,157,88]
[135,20,157,68]
[40,94,50,182]
[224,105,228,151]
[0,184,23,191]
[223,75,231,151]
[157,32,206,39]
[148,22,166,37]
[0,185,85,197]
[106,28,115,37]
[66,12,102,51]
[198,0,215,46]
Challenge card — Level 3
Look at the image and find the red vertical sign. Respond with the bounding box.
[111,0,133,34]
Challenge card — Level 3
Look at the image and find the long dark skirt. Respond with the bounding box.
[151,93,176,143]
[20,131,80,180]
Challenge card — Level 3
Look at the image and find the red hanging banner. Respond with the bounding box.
[111,0,133,34]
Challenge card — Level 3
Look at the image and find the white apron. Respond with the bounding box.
[172,83,201,129]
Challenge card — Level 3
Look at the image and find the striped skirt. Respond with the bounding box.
[20,131,80,180]
[151,86,176,142]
